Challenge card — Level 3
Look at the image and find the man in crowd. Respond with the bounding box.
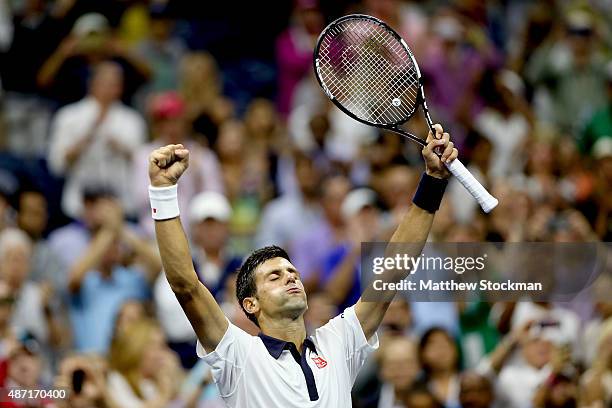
[48,60,146,219]
[67,197,161,353]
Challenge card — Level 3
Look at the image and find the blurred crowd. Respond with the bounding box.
[0,0,610,407]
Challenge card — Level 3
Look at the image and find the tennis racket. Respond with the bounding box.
[313,14,498,213]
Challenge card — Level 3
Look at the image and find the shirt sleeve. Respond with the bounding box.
[316,305,379,384]
[47,109,73,175]
[196,321,255,398]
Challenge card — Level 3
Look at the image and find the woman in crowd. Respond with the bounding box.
[107,318,182,407]
[418,328,462,408]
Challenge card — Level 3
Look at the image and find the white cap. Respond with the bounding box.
[433,16,463,41]
[592,137,612,160]
[566,9,593,31]
[189,191,232,223]
[72,13,109,36]
[527,323,566,345]
[341,188,377,220]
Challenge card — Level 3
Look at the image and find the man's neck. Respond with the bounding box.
[260,316,307,352]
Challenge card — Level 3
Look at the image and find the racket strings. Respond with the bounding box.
[322,24,410,122]
[317,18,420,125]
[340,24,415,122]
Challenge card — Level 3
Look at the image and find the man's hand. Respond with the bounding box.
[421,124,458,179]
[149,144,189,187]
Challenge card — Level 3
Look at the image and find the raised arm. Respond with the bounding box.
[355,125,457,339]
[149,144,228,351]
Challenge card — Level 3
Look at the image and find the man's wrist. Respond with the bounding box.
[425,168,449,180]
[149,184,180,220]
[412,173,448,213]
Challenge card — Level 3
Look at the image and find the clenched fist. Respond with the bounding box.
[149,144,189,187]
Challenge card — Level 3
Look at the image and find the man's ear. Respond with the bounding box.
[243,296,259,316]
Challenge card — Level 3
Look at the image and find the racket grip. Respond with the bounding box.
[445,159,498,213]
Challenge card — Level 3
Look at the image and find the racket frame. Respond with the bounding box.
[313,14,499,213]
[313,13,435,147]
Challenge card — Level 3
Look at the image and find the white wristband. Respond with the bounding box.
[149,185,179,220]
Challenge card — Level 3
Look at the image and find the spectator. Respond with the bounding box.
[579,61,612,155]
[525,9,608,138]
[0,189,10,232]
[254,151,323,248]
[275,0,324,117]
[15,189,63,291]
[0,0,73,156]
[67,198,160,354]
[37,12,150,105]
[0,280,16,384]
[421,10,497,142]
[402,386,443,408]
[107,318,182,407]
[533,373,579,408]
[592,138,612,240]
[53,354,116,408]
[510,302,581,351]
[113,300,147,338]
[214,120,272,238]
[474,69,531,179]
[47,188,117,280]
[133,6,186,105]
[179,52,228,127]
[492,324,560,408]
[177,359,225,408]
[458,371,495,408]
[188,192,241,296]
[581,299,612,366]
[418,327,461,408]
[0,228,64,350]
[322,188,381,311]
[133,91,224,236]
[3,340,48,406]
[48,60,146,219]
[377,336,421,408]
[290,174,351,292]
[581,317,612,407]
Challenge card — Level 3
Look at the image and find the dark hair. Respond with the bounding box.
[402,385,443,408]
[418,327,459,376]
[236,245,291,326]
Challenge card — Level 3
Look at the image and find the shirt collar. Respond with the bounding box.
[258,332,317,359]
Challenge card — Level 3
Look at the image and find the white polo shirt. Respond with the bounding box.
[197,305,379,407]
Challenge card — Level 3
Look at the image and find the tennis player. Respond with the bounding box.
[147,124,457,407]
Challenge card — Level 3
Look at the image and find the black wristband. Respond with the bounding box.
[412,173,448,213]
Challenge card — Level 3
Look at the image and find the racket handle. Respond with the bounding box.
[445,159,498,213]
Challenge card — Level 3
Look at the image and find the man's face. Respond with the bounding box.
[90,64,123,104]
[247,257,308,322]
[381,341,419,390]
[522,337,553,369]
[9,351,41,387]
[0,244,31,288]
[460,373,493,408]
[17,192,48,238]
[192,218,229,253]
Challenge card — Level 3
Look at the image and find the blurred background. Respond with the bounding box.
[0,0,610,407]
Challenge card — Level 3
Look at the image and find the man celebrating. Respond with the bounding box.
[147,125,457,407]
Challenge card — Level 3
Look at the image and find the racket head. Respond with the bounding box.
[314,14,424,128]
